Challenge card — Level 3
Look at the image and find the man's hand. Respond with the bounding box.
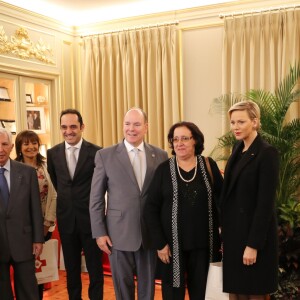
[96,236,113,255]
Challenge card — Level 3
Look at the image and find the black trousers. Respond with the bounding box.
[161,248,209,300]
[60,226,104,300]
[0,258,39,300]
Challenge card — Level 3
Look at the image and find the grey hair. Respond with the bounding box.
[0,128,12,144]
[125,107,148,123]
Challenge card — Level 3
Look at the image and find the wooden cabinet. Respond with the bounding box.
[21,77,51,155]
[0,74,17,143]
[0,73,53,157]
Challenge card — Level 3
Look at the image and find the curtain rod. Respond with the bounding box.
[81,21,179,38]
[219,4,300,19]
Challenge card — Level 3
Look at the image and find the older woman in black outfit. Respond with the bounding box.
[144,121,223,300]
[221,101,279,300]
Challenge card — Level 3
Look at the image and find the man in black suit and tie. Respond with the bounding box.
[47,109,103,300]
[33,112,41,130]
[0,128,44,300]
[90,108,168,300]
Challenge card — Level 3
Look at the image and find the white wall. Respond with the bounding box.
[182,26,223,155]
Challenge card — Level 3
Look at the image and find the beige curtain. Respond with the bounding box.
[81,25,180,150]
[223,9,300,93]
[222,8,300,126]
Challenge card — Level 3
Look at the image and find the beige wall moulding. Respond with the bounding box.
[0,24,55,65]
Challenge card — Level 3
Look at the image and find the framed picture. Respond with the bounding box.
[0,87,10,101]
[26,93,33,103]
[26,107,46,134]
[1,120,16,134]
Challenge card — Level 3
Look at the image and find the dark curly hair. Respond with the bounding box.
[15,130,45,166]
[167,121,204,156]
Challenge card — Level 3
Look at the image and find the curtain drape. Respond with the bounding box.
[82,25,180,150]
[222,9,300,126]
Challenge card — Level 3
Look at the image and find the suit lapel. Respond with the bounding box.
[73,140,89,179]
[58,143,70,177]
[59,141,90,180]
[142,143,156,194]
[7,161,24,212]
[115,141,158,193]
[0,181,7,212]
[222,141,243,198]
[224,136,261,200]
[116,142,138,188]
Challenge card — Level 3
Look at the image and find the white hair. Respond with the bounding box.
[0,128,13,144]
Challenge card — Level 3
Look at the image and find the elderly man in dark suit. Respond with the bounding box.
[47,109,103,300]
[0,128,44,300]
[90,107,168,300]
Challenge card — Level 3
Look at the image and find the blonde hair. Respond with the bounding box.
[228,100,261,130]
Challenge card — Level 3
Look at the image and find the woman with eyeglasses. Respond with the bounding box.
[15,130,57,300]
[144,121,223,299]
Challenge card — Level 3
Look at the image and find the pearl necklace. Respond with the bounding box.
[176,156,198,183]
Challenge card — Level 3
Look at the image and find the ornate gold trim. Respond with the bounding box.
[0,26,54,64]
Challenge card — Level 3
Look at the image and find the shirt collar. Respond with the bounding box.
[124,139,144,153]
[1,159,11,171]
[65,138,83,150]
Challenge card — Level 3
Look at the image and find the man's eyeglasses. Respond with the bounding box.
[171,136,193,143]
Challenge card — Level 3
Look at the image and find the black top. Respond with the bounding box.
[144,156,224,286]
[177,167,209,250]
[145,156,223,252]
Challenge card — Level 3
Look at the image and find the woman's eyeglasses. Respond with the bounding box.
[171,136,193,143]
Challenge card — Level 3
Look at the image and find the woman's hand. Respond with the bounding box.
[157,244,172,264]
[243,246,257,266]
[33,243,43,258]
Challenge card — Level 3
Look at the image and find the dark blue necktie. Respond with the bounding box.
[0,168,9,209]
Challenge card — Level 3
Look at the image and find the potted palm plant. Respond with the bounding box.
[210,64,300,299]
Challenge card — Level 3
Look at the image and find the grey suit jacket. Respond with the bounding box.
[89,141,168,251]
[0,160,44,262]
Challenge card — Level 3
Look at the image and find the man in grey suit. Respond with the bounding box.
[0,128,44,300]
[90,108,168,300]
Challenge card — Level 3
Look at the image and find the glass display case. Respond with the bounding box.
[0,73,52,156]
[0,73,17,144]
[21,77,51,156]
